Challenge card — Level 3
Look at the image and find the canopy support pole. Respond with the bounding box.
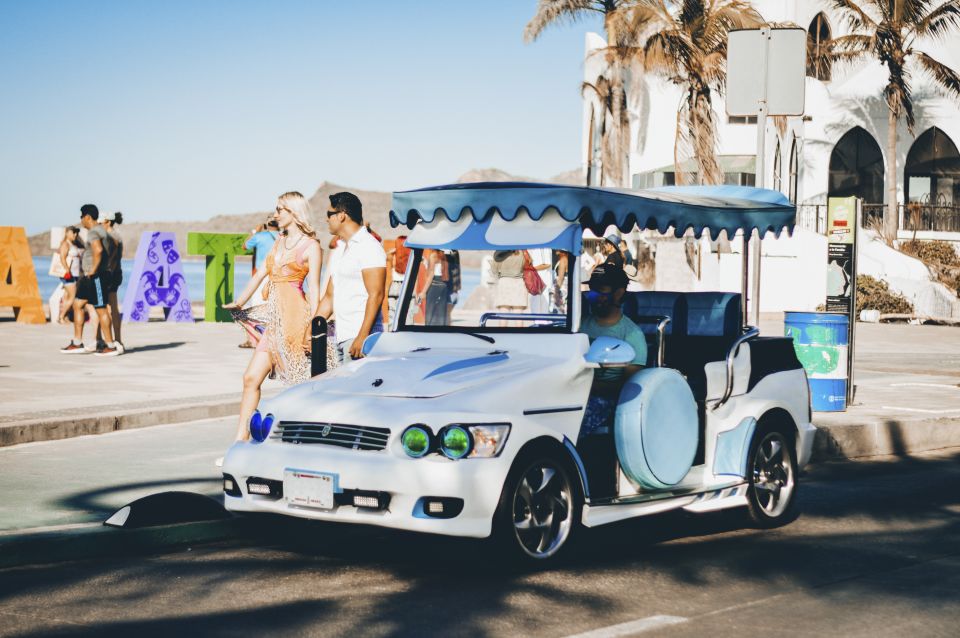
[741,231,750,331]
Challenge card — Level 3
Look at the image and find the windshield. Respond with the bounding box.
[396,248,573,333]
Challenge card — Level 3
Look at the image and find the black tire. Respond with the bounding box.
[492,444,582,564]
[743,421,799,528]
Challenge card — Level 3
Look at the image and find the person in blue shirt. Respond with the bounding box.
[238,219,279,348]
[245,219,279,273]
[579,263,647,436]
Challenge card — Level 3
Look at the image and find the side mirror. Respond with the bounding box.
[584,336,636,368]
[361,331,383,357]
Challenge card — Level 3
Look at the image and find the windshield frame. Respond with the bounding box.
[395,248,576,335]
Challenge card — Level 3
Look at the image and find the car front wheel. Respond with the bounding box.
[495,450,580,563]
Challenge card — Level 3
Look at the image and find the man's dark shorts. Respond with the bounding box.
[76,274,107,308]
[104,270,123,294]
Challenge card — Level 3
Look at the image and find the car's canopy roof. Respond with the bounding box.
[390,182,796,245]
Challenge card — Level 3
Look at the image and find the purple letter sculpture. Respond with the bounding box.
[121,231,194,322]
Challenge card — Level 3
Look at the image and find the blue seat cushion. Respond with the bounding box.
[685,292,741,337]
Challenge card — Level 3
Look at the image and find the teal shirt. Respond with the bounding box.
[581,313,648,382]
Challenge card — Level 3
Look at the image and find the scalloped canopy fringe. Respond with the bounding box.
[389,182,796,240]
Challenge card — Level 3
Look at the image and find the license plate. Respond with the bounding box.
[284,469,337,510]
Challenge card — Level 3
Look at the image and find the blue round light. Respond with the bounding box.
[250,411,274,443]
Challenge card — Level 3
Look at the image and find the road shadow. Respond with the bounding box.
[121,341,188,354]
[1,451,958,637]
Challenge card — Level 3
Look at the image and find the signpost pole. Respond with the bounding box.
[751,26,771,328]
[847,200,860,404]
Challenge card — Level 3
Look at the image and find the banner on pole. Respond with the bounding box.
[826,197,857,314]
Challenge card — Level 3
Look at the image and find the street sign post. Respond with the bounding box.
[727,27,806,326]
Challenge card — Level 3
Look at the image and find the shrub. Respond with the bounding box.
[900,240,959,267]
[856,275,913,315]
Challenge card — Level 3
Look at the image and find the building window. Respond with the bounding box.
[807,13,832,81]
[772,139,782,192]
[788,137,799,203]
[728,115,758,125]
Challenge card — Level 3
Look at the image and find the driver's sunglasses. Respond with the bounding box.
[584,290,613,304]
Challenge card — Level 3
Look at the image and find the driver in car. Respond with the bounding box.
[579,263,648,437]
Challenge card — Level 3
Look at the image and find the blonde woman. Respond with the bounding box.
[223,192,323,442]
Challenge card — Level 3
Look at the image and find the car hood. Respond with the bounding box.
[306,348,549,399]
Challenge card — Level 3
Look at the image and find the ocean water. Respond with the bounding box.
[31,256,480,307]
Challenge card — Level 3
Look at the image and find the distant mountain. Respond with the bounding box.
[28,168,583,257]
[457,167,583,186]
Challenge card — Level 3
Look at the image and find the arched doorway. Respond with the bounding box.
[904,127,960,231]
[788,136,799,204]
[807,13,831,81]
[905,127,960,205]
[829,127,884,198]
[829,127,884,226]
[772,138,782,192]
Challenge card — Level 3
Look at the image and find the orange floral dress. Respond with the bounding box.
[231,239,334,383]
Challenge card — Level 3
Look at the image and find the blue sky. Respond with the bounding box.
[0,1,602,233]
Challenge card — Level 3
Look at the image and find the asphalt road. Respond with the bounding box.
[1,444,958,637]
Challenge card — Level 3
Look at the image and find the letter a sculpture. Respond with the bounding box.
[0,227,46,323]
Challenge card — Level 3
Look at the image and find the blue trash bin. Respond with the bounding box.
[784,311,849,412]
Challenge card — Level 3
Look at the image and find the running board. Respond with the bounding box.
[582,482,747,528]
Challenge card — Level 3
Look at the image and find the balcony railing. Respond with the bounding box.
[796,203,960,235]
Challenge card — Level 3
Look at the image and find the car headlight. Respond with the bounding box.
[439,425,472,460]
[466,424,511,458]
[401,424,433,458]
[250,412,274,443]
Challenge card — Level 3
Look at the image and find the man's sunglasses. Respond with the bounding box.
[326,209,342,218]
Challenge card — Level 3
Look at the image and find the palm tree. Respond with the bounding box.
[828,0,960,240]
[525,1,635,187]
[624,0,762,185]
[581,75,630,186]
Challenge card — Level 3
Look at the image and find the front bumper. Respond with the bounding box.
[222,440,513,538]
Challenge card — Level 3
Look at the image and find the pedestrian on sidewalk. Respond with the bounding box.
[317,191,386,363]
[96,211,125,353]
[56,226,84,324]
[238,217,279,348]
[223,192,322,442]
[60,205,120,356]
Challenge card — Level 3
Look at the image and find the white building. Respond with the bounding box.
[581,2,960,241]
[579,2,960,317]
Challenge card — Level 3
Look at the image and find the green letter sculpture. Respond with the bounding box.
[187,232,251,322]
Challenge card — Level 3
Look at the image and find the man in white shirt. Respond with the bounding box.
[318,192,386,362]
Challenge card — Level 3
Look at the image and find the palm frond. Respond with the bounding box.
[524,0,599,43]
[915,0,960,39]
[915,50,960,99]
[830,0,879,33]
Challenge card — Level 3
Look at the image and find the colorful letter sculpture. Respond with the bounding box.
[187,232,251,322]
[0,227,46,323]
[122,231,194,322]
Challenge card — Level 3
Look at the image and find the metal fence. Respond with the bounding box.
[796,203,960,235]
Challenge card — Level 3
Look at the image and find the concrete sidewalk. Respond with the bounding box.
[0,318,283,446]
[1,315,959,459]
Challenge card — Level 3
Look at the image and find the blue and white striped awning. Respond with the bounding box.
[390,182,796,241]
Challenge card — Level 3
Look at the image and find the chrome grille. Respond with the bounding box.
[273,421,390,451]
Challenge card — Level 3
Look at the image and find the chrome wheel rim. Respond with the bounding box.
[751,432,795,518]
[512,462,573,559]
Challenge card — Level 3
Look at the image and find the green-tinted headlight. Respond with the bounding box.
[440,425,472,460]
[401,425,432,458]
